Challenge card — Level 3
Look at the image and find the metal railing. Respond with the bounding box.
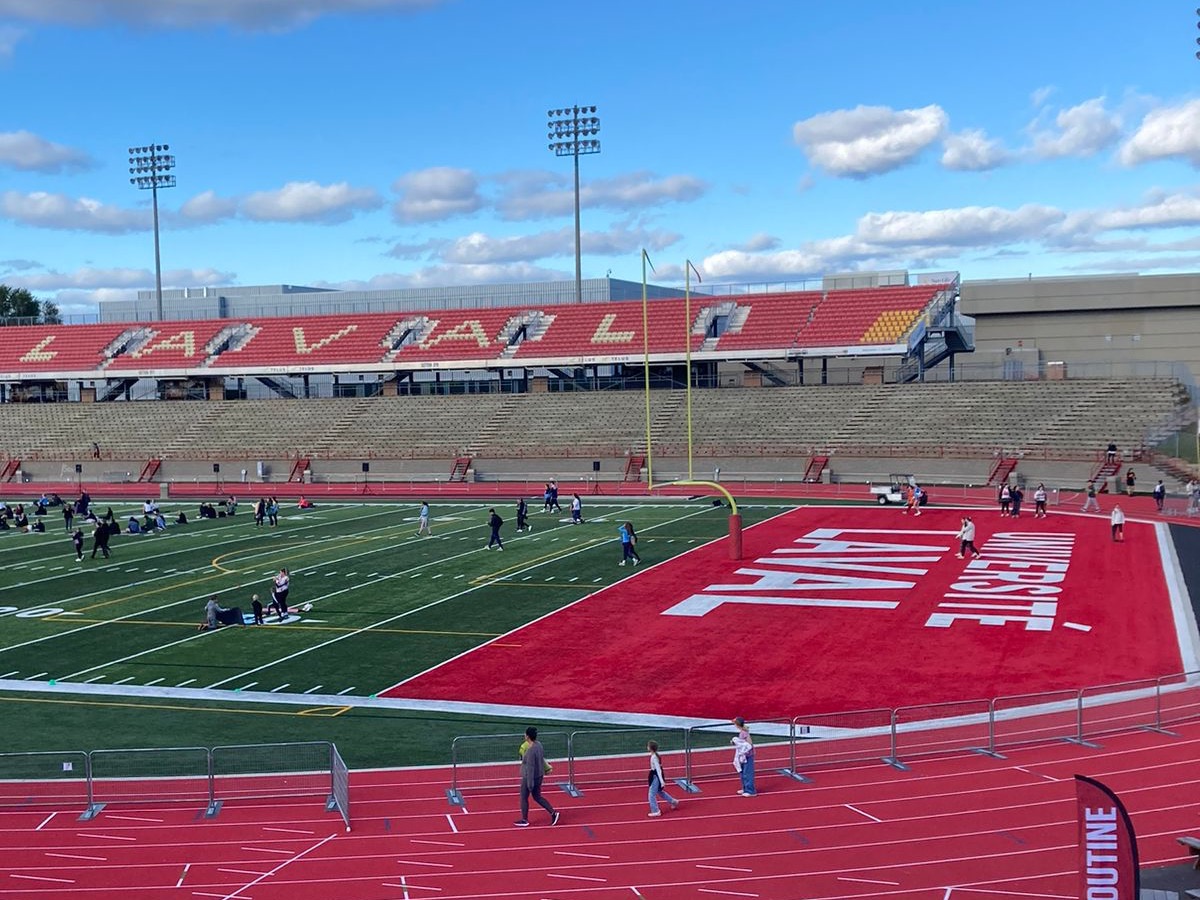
[448,670,1200,797]
[0,741,349,828]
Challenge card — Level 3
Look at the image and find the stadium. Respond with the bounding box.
[4,3,1200,898]
[1,263,1199,899]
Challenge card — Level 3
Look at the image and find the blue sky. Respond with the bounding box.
[1,0,1199,317]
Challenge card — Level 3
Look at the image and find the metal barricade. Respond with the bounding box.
[567,727,687,789]
[990,690,1082,751]
[889,700,991,765]
[1080,678,1160,740]
[685,718,794,785]
[211,741,335,802]
[88,747,211,805]
[330,744,350,831]
[1155,670,1200,728]
[0,751,90,807]
[450,731,568,793]
[791,709,893,774]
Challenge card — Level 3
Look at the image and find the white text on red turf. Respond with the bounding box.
[926,532,1075,631]
[663,527,952,617]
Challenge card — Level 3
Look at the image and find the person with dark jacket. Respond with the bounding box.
[514,726,559,827]
[486,508,504,550]
[90,520,111,559]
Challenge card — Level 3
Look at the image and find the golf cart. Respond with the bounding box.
[870,474,930,506]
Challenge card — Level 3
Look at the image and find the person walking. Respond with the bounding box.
[486,508,505,550]
[618,521,641,566]
[415,501,432,536]
[955,516,981,559]
[1125,468,1136,496]
[62,503,74,534]
[570,493,583,524]
[1111,504,1126,542]
[514,726,559,827]
[1033,483,1048,518]
[516,497,530,533]
[998,483,1011,516]
[1082,481,1101,512]
[90,519,111,559]
[646,740,678,817]
[548,480,562,513]
[1153,479,1166,512]
[71,527,84,562]
[731,716,757,797]
[267,496,279,527]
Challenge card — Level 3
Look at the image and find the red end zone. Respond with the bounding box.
[387,506,1184,720]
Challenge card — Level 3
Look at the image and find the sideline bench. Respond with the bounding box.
[1180,835,1200,868]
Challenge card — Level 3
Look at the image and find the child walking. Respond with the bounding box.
[646,740,678,817]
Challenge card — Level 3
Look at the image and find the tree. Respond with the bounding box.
[0,284,59,324]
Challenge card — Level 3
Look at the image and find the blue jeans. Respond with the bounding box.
[648,774,676,814]
[739,753,756,795]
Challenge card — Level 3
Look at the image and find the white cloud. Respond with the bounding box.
[241,180,382,223]
[736,233,780,253]
[1030,97,1121,159]
[0,0,442,31]
[1119,99,1200,167]
[0,25,25,62]
[1030,85,1055,108]
[791,104,948,178]
[431,222,680,266]
[0,190,147,233]
[1060,191,1200,236]
[940,129,1010,171]
[8,266,234,313]
[392,166,483,223]
[0,130,92,173]
[855,204,1064,247]
[497,170,707,220]
[177,189,238,223]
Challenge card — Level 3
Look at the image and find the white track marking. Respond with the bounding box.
[222,833,338,900]
[845,803,882,822]
[35,813,55,831]
[445,814,458,833]
[45,852,106,861]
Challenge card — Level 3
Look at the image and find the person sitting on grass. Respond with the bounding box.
[127,517,142,535]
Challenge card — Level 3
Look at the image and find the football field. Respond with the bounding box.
[0,495,784,765]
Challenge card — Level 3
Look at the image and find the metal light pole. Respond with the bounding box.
[128,144,176,321]
[548,106,600,303]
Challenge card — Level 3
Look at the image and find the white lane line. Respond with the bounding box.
[175,678,196,687]
[548,873,607,883]
[382,881,443,894]
[175,863,190,888]
[410,839,464,847]
[27,672,48,679]
[112,677,133,685]
[555,850,610,859]
[222,833,338,900]
[0,671,17,678]
[1063,621,1092,632]
[218,868,269,876]
[11,874,75,884]
[303,685,323,694]
[242,846,293,855]
[337,687,356,695]
[263,826,314,835]
[239,682,259,690]
[144,678,164,686]
[78,833,136,842]
[696,864,753,872]
[83,676,105,683]
[844,803,882,823]
[838,876,901,885]
[395,860,453,868]
[698,890,758,898]
[35,813,56,831]
[445,814,458,834]
[270,684,290,693]
[107,814,163,823]
[45,852,106,861]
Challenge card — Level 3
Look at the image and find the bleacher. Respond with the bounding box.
[0,323,128,374]
[713,293,822,352]
[800,284,942,347]
[512,301,703,361]
[0,379,1185,467]
[219,314,398,367]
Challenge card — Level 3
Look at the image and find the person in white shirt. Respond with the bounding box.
[570,494,583,524]
[1033,483,1048,518]
[1110,505,1125,542]
[955,516,981,559]
[646,740,679,817]
[415,501,432,536]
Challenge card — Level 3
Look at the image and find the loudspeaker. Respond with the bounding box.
[74,464,82,474]
[213,463,220,473]
[361,462,370,473]
[592,460,601,472]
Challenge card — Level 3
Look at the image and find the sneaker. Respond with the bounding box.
[736,790,746,795]
[550,811,560,826]
[669,800,679,810]
[514,820,529,827]
[743,792,757,797]
[618,561,626,566]
[647,811,661,817]
[632,558,638,565]
[497,546,504,551]
[955,553,963,559]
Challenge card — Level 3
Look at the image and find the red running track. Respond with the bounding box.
[1,714,1198,899]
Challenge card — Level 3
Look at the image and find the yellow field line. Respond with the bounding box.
[0,694,341,718]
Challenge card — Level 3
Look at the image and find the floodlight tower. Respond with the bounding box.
[128,143,176,321]
[547,106,600,303]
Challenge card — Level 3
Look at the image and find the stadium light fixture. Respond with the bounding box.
[128,143,177,321]
[547,104,601,303]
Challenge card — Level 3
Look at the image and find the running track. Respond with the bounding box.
[1,711,1198,899]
